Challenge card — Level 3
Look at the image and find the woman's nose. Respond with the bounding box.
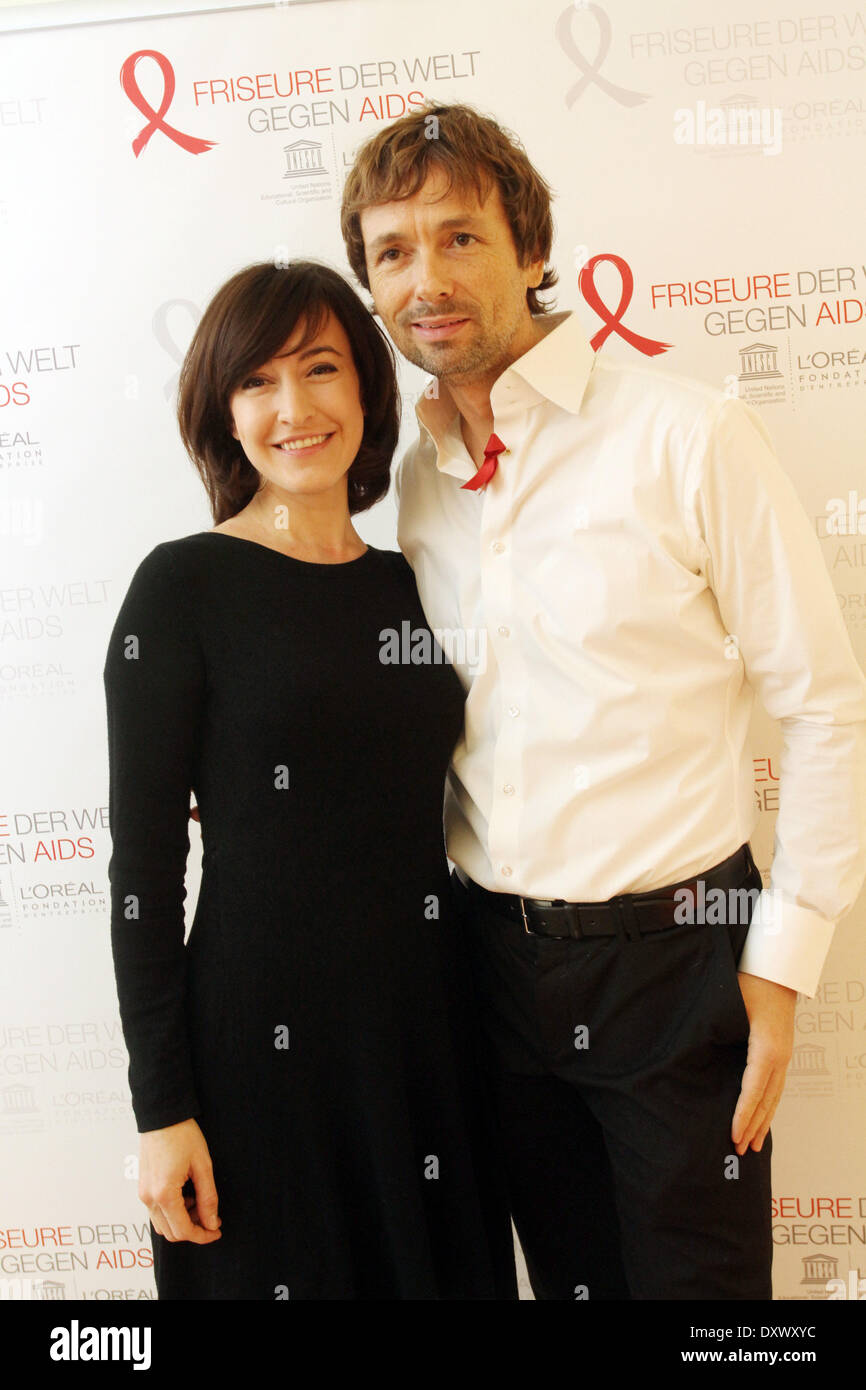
[274,379,313,424]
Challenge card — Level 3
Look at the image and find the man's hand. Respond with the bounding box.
[731,972,797,1155]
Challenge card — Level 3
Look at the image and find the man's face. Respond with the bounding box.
[359,166,544,382]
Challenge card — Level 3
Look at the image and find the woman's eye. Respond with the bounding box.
[241,375,266,389]
[309,363,337,376]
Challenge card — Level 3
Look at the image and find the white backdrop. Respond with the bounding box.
[1,0,864,1301]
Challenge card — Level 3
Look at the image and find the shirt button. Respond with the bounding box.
[500,865,513,877]
[491,540,505,554]
[498,625,510,637]
[503,783,515,796]
[508,705,520,717]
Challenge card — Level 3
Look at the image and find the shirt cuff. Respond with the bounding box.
[737,890,836,997]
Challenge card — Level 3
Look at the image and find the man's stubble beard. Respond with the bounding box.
[391,299,528,386]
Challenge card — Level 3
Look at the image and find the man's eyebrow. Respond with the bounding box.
[366,215,485,256]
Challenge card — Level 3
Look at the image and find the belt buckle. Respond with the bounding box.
[521,896,574,939]
[520,896,535,936]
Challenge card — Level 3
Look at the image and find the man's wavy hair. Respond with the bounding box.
[340,101,558,315]
[177,260,400,523]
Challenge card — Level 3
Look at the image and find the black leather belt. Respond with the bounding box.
[454,845,754,940]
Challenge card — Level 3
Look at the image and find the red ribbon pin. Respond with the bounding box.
[461,432,507,492]
[120,50,217,158]
[579,253,672,356]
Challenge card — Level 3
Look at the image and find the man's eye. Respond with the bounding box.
[453,233,476,246]
[377,248,401,263]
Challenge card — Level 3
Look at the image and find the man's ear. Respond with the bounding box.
[525,246,545,289]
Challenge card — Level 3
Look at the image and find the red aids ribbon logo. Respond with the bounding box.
[461,432,507,492]
[554,3,649,109]
[120,50,216,158]
[579,254,672,356]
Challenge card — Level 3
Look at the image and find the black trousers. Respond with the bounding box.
[450,845,773,1300]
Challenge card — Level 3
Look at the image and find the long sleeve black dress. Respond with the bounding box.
[103,532,517,1300]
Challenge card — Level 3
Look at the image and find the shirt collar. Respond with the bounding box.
[415,309,595,465]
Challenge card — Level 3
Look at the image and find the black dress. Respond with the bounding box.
[103,532,517,1300]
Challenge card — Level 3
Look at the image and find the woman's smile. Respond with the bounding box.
[272,432,335,457]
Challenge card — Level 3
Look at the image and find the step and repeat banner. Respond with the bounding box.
[1,0,864,1302]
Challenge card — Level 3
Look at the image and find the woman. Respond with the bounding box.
[103,260,517,1300]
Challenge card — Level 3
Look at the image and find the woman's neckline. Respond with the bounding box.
[198,531,375,568]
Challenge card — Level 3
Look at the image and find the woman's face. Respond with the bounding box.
[228,308,365,506]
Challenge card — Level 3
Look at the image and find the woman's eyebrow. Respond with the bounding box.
[273,345,344,360]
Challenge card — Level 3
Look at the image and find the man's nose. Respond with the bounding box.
[411,248,455,304]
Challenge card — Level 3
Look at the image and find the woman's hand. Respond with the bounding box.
[139,1118,222,1243]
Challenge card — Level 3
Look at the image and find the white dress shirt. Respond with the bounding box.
[395,309,866,997]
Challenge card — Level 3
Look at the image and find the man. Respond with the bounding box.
[339,102,866,1299]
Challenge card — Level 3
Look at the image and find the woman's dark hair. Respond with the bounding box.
[177,259,400,521]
